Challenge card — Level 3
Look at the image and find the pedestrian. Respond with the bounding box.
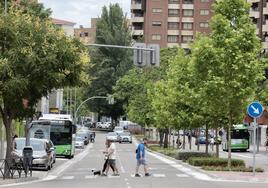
[101,140,115,176]
[135,138,150,177]
[265,136,268,151]
[105,140,119,176]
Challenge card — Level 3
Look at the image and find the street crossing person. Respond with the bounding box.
[135,138,150,177]
[105,140,120,176]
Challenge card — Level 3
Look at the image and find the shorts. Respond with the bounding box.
[137,159,147,166]
[108,159,116,165]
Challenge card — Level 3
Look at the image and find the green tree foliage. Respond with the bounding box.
[0,1,88,161]
[191,0,264,168]
[86,4,132,121]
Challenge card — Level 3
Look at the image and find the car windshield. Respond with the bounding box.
[15,139,45,151]
[108,132,117,136]
[120,133,130,136]
[114,127,123,131]
[76,137,83,141]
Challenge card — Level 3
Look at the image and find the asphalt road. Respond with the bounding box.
[1,132,268,188]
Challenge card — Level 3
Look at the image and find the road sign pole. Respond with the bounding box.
[253,118,257,176]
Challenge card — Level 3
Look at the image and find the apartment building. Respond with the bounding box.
[131,0,214,48]
[248,0,268,50]
[74,18,98,45]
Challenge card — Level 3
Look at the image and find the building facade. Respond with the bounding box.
[74,18,98,45]
[248,0,268,50]
[131,0,214,48]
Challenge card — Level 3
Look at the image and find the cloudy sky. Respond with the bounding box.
[39,0,131,28]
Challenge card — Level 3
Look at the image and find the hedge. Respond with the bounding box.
[187,157,245,167]
[177,152,216,162]
[202,166,264,172]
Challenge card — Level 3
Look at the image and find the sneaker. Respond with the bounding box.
[145,173,151,177]
[135,173,141,177]
[101,173,107,176]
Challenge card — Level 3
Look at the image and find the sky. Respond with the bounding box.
[39,0,131,28]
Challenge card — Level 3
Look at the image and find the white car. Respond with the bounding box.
[106,132,119,142]
[119,132,132,143]
[113,126,124,134]
[75,137,85,149]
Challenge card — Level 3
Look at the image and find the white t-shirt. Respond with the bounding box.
[108,143,116,160]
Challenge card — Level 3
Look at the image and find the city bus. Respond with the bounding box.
[30,114,76,159]
[222,124,250,152]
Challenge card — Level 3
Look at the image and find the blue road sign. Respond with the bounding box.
[247,102,263,118]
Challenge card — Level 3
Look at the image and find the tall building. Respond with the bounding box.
[74,18,98,45]
[248,0,268,50]
[131,0,214,48]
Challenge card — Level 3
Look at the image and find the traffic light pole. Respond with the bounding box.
[74,96,111,126]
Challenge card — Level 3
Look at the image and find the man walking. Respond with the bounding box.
[135,138,150,177]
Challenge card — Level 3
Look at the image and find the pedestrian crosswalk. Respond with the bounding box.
[59,173,190,180]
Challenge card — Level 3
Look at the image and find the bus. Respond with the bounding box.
[222,124,250,152]
[30,114,76,158]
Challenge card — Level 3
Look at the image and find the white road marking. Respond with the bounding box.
[61,176,74,180]
[124,178,128,181]
[117,153,126,173]
[85,175,97,179]
[176,174,190,178]
[108,175,120,178]
[152,174,166,178]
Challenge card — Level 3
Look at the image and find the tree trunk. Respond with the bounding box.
[159,129,164,147]
[205,125,209,154]
[163,128,169,148]
[188,130,192,150]
[197,128,200,151]
[182,130,186,150]
[4,118,13,177]
[227,113,233,170]
[216,127,219,158]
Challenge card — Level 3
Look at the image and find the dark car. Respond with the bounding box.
[197,136,207,144]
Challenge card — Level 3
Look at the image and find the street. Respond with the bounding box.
[0,132,267,188]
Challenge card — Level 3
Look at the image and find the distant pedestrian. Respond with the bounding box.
[135,138,150,177]
[265,137,268,151]
[105,140,119,176]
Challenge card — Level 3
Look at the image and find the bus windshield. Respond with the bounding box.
[231,129,249,139]
[50,123,72,145]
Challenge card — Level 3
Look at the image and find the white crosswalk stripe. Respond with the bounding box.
[85,175,97,179]
[152,174,166,178]
[176,174,190,178]
[61,176,74,180]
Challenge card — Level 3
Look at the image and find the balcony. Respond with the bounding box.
[168,4,180,9]
[168,17,180,22]
[181,17,194,22]
[182,4,194,10]
[132,30,144,36]
[167,43,179,48]
[131,3,142,10]
[168,30,180,35]
[181,30,194,35]
[249,9,260,18]
[131,17,144,23]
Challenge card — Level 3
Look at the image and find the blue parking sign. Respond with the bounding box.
[247,102,263,118]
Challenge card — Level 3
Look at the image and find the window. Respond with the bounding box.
[152,34,161,40]
[152,21,162,26]
[200,22,209,28]
[182,22,193,29]
[84,32,89,37]
[168,22,179,29]
[152,8,162,13]
[168,9,179,16]
[183,0,193,4]
[169,0,179,3]
[200,9,209,15]
[201,0,209,2]
[167,35,178,43]
[182,35,193,43]
[183,9,194,17]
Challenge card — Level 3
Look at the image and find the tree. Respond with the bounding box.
[191,0,264,169]
[0,1,88,167]
[86,3,132,123]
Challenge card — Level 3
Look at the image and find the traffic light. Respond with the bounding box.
[133,43,160,67]
[133,43,147,67]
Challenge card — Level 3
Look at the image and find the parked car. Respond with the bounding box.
[96,122,103,128]
[75,137,85,149]
[196,136,207,144]
[113,126,124,134]
[14,138,55,170]
[119,132,132,143]
[106,132,119,142]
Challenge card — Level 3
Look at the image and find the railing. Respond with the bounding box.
[0,158,32,180]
